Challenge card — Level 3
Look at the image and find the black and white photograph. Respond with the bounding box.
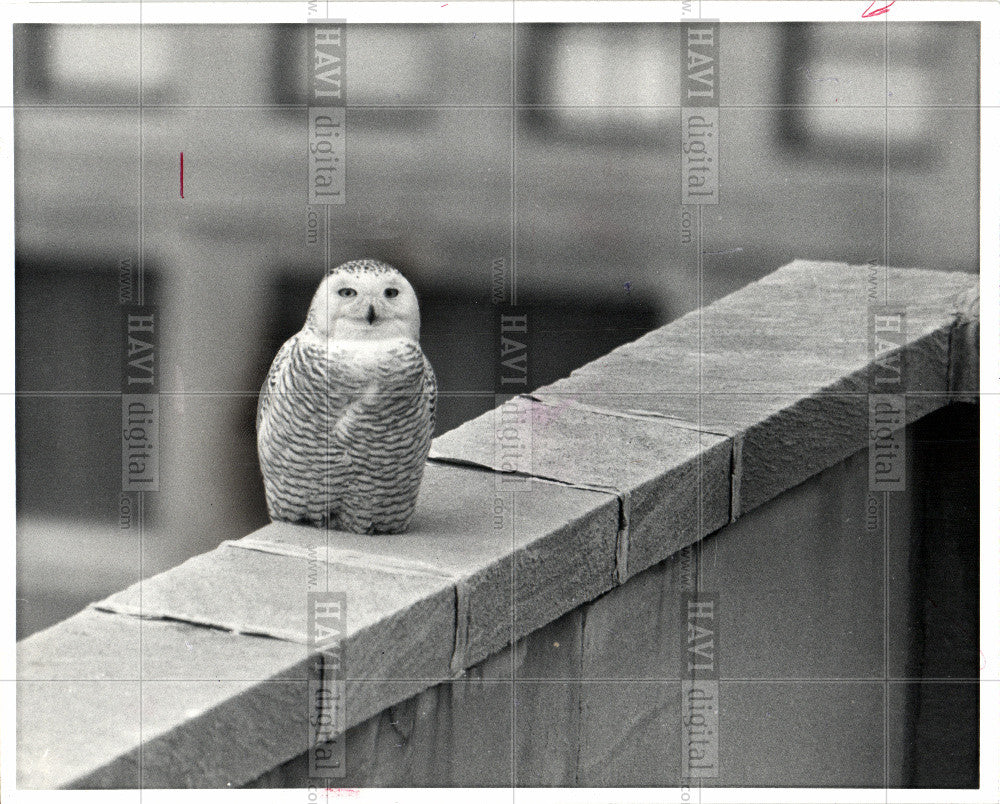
[3,0,995,798]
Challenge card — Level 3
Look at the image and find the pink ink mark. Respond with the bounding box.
[530,396,577,429]
[325,789,360,798]
[862,0,894,18]
[180,152,184,198]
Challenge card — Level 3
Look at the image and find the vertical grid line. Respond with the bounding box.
[510,20,517,309]
[509,14,518,797]
[882,17,890,797]
[883,23,890,300]
[695,201,705,802]
[884,488,891,792]
[137,7,144,797]
[695,204,703,596]
[325,203,331,594]
[509,493,516,790]
[688,17,710,796]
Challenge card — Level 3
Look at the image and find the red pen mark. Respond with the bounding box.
[180,152,184,198]
[862,0,894,18]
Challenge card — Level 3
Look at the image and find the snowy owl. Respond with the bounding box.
[256,259,437,534]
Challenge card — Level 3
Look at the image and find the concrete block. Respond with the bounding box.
[138,677,311,788]
[17,680,142,789]
[18,607,141,681]
[17,612,313,789]
[430,397,732,580]
[948,301,979,403]
[532,261,977,516]
[243,462,619,670]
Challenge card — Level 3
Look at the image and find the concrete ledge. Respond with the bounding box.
[16,260,979,788]
[497,260,974,515]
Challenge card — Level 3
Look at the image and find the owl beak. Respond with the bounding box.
[366,304,377,325]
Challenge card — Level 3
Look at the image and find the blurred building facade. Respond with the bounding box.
[14,23,979,638]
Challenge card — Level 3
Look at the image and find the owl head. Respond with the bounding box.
[305,259,421,343]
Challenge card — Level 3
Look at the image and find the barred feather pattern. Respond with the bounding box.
[256,334,436,534]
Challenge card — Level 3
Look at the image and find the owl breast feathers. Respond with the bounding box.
[256,260,436,534]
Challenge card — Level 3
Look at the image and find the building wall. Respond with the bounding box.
[248,404,979,787]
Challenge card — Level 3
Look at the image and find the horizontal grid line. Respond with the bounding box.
[9,103,987,110]
[9,676,989,684]
[10,390,984,397]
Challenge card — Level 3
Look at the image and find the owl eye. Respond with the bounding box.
[384,288,399,298]
[338,288,357,298]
